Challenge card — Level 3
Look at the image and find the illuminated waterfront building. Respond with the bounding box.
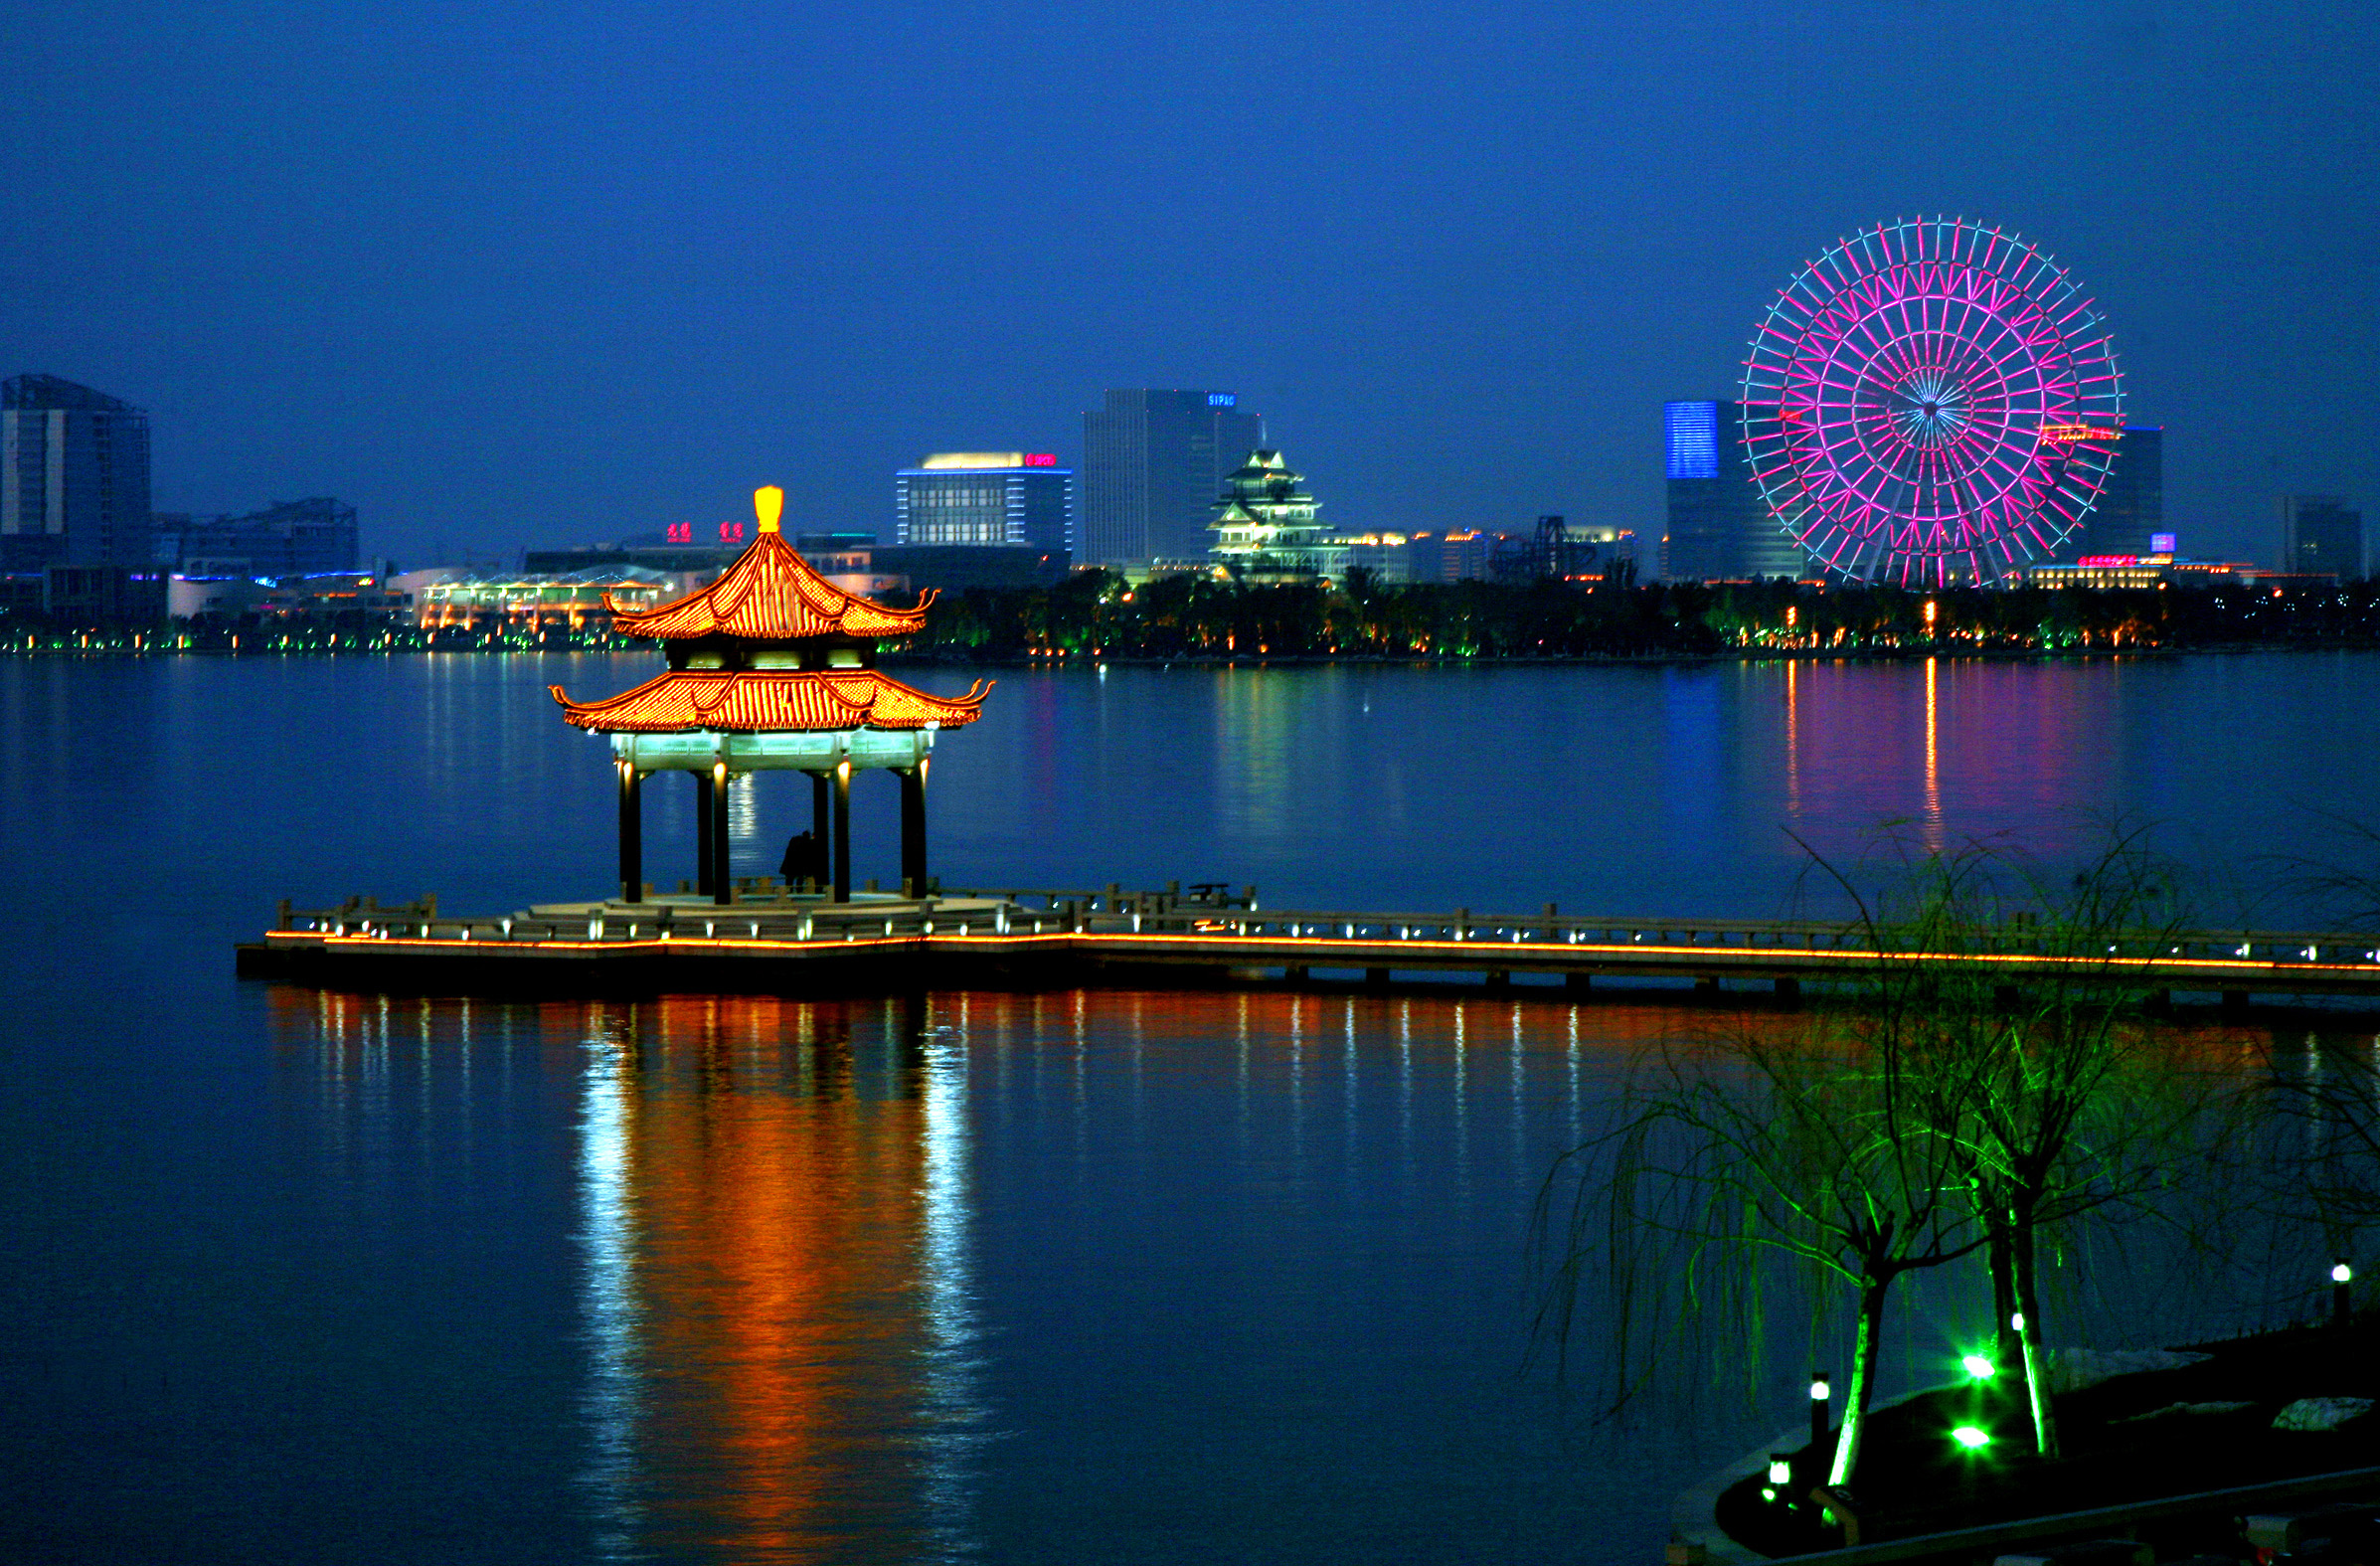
[554,486,990,906]
[1661,400,1802,581]
[1207,450,1348,584]
[1082,390,1264,572]
[415,568,676,630]
[1,374,153,571]
[2280,495,2365,579]
[894,452,1073,561]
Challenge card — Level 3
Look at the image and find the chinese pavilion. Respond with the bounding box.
[552,486,989,907]
[1207,448,1348,585]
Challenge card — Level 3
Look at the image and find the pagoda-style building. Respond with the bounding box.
[552,486,989,907]
[1207,449,1348,585]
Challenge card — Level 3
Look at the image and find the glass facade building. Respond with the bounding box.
[1082,390,1265,571]
[2281,495,2365,579]
[894,453,1073,561]
[1661,400,1802,581]
[1,374,153,571]
[2060,426,2164,561]
[155,496,359,578]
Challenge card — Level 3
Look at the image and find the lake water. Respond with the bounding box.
[1,651,2375,1563]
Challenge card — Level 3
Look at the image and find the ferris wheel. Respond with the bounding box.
[1740,217,2124,588]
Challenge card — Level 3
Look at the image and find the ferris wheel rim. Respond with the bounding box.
[1740,216,2123,588]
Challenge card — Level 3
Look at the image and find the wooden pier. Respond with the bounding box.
[237,882,2380,1008]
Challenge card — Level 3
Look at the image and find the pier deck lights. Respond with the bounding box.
[1951,1426,1990,1451]
[1960,1354,1995,1380]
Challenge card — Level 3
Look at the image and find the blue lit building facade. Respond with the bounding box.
[894,452,1074,563]
[1662,400,1801,581]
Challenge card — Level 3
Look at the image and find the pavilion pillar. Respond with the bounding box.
[694,770,715,896]
[810,772,830,889]
[832,760,852,905]
[900,757,929,898]
[616,762,643,904]
[710,761,732,906]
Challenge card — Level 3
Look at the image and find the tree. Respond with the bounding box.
[1812,826,2214,1459]
[1537,1007,1986,1486]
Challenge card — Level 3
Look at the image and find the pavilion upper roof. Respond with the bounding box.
[551,669,991,734]
[605,487,933,641]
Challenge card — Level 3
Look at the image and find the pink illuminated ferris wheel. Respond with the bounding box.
[1741,217,2124,587]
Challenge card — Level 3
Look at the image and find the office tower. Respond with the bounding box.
[1661,400,1801,581]
[894,452,1073,559]
[2281,495,2366,578]
[1082,390,1264,570]
[1,374,154,571]
[2062,426,2165,560]
[156,497,360,578]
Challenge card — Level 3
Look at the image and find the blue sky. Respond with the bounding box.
[4,0,2373,566]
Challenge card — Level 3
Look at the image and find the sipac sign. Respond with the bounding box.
[1022,453,1057,466]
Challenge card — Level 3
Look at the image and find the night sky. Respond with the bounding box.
[5,1,2373,568]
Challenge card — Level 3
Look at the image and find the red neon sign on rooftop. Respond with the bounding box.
[1022,452,1057,466]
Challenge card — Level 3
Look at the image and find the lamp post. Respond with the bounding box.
[1809,1372,1831,1447]
[2335,1259,2354,1329]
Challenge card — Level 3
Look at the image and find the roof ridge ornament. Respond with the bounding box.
[755,485,782,535]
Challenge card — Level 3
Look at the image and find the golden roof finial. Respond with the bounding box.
[755,485,783,535]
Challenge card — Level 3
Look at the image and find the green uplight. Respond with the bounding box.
[1952,1426,1991,1450]
[1961,1354,1995,1380]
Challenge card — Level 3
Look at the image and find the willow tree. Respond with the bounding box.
[1826,827,2212,1460]
[1536,1011,1986,1486]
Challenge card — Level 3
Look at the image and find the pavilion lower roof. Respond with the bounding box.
[604,531,933,640]
[551,669,991,734]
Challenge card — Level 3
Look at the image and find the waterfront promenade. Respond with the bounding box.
[241,882,2380,1007]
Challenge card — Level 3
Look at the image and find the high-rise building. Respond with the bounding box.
[2281,495,2365,579]
[2,374,153,571]
[1082,390,1264,571]
[156,497,359,578]
[1661,400,1801,581]
[894,452,1072,560]
[2060,426,2164,561]
[1208,449,1347,584]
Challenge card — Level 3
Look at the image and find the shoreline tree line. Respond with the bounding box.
[5,572,2379,655]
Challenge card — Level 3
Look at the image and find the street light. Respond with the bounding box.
[1961,1354,1995,1380]
[2335,1259,2354,1328]
[1952,1426,1991,1450]
[1809,1372,1831,1446]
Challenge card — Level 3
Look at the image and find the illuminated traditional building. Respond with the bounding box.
[1207,449,1347,584]
[553,487,990,907]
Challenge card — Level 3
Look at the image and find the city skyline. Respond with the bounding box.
[2,4,2372,570]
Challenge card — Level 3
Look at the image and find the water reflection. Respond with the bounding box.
[257,984,2351,1562]
[275,990,983,1563]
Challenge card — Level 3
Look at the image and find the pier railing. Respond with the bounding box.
[272,890,2380,971]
